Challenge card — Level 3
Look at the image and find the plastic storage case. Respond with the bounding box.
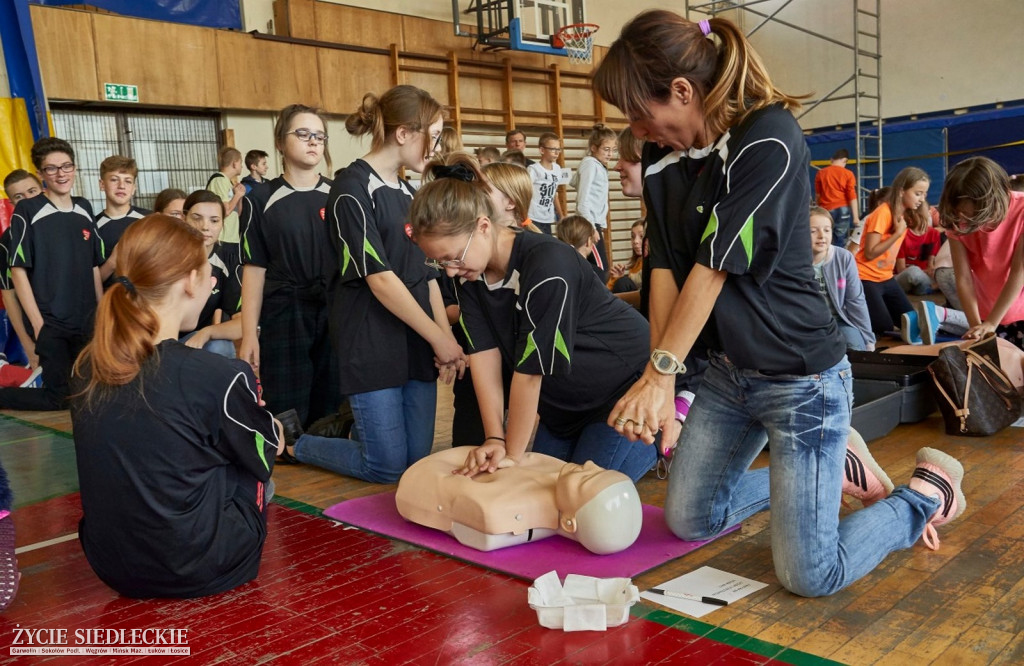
[848,351,937,423]
[851,378,902,441]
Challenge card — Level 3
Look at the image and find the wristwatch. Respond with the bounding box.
[651,349,687,375]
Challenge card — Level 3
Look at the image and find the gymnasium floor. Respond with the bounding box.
[1,379,1023,665]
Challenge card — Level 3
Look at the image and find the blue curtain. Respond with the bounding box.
[34,0,241,30]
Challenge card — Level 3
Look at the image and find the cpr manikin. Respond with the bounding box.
[395,447,642,554]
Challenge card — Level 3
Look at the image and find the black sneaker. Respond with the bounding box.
[306,400,355,439]
[274,409,303,464]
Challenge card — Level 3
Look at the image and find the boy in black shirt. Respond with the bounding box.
[95,155,150,284]
[0,137,103,411]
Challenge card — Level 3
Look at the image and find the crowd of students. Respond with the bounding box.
[3,7,1023,607]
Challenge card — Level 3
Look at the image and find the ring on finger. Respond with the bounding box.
[615,417,628,426]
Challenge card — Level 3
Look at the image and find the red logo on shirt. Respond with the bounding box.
[405,223,413,239]
[82,228,91,241]
[319,207,326,220]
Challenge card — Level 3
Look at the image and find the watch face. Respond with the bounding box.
[654,354,673,372]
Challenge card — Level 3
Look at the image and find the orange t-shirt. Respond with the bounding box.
[855,203,904,283]
[815,165,857,211]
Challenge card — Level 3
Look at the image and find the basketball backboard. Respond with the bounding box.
[454,0,587,55]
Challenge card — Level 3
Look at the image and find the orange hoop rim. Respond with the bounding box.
[555,22,600,42]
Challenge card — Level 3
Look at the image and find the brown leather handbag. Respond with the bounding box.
[928,334,1022,436]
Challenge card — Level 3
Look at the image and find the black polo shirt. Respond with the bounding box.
[7,195,103,333]
[0,227,12,291]
[240,176,335,301]
[643,104,845,375]
[458,231,650,437]
[71,340,279,598]
[193,243,242,331]
[327,159,437,395]
[95,206,149,254]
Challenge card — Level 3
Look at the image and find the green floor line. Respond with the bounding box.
[271,494,328,518]
[0,413,74,439]
[633,606,846,666]
[0,434,52,447]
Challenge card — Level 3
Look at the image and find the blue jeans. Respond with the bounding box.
[0,310,28,366]
[665,354,940,597]
[178,331,236,359]
[293,380,436,484]
[829,206,853,247]
[532,420,656,483]
[837,322,867,351]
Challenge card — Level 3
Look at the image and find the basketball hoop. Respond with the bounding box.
[554,23,599,65]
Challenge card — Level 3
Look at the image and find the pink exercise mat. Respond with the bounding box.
[322,491,740,581]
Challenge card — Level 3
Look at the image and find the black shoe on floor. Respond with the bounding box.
[306,400,355,440]
[274,409,304,464]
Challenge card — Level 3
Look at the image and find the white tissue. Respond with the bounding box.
[528,571,639,631]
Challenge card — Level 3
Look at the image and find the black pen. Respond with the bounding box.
[648,589,729,606]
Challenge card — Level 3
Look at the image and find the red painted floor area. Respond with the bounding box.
[0,497,787,665]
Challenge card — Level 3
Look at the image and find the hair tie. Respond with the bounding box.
[433,163,476,183]
[115,275,136,294]
[698,19,712,36]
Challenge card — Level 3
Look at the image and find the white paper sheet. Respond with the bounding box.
[640,566,768,618]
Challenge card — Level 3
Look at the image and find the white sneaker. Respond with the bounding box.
[20,367,43,388]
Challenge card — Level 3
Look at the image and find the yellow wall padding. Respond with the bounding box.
[0,98,36,199]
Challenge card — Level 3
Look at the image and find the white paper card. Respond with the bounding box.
[640,566,767,618]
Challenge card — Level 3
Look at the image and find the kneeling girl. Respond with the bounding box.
[411,154,656,482]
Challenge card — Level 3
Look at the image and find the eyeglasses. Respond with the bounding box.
[289,129,328,143]
[40,162,76,177]
[421,130,443,154]
[542,146,562,153]
[425,228,475,270]
[599,147,617,155]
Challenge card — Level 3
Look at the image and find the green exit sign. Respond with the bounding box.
[103,83,139,103]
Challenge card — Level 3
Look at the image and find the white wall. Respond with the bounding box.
[223,111,371,178]
[724,0,1024,128]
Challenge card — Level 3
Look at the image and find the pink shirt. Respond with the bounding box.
[948,190,1024,324]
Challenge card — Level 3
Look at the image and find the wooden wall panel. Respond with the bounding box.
[30,4,610,137]
[515,80,554,121]
[30,6,99,101]
[403,72,451,110]
[313,2,403,48]
[216,31,321,110]
[401,15,468,55]
[317,49,391,115]
[92,13,220,108]
[561,83,598,119]
[279,0,316,40]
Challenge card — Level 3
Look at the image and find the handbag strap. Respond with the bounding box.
[964,349,1018,408]
[928,363,972,433]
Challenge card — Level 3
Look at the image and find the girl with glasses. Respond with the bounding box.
[238,104,341,439]
[288,85,465,484]
[411,153,656,482]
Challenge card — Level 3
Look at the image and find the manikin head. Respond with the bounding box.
[555,462,642,554]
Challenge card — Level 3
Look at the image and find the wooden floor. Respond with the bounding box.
[2,377,1024,664]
